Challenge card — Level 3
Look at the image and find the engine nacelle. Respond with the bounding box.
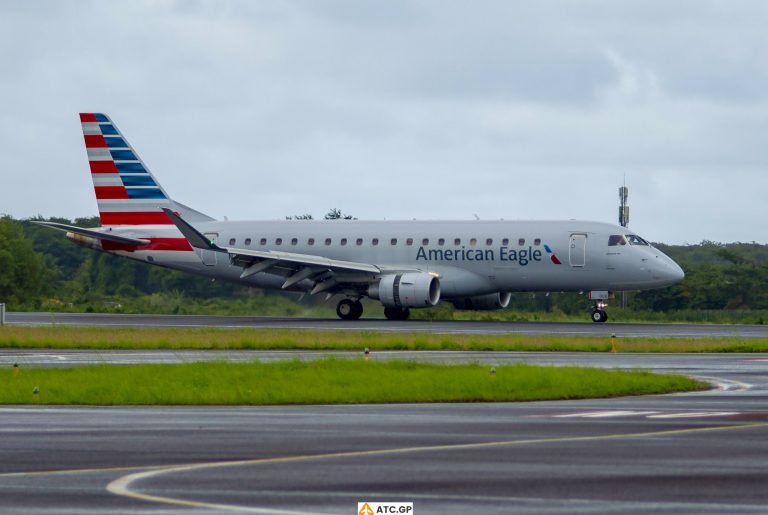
[369,273,441,308]
[449,292,512,311]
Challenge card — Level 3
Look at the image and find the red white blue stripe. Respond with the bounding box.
[80,113,173,225]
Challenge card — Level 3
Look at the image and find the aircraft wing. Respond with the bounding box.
[162,208,420,294]
[32,221,150,246]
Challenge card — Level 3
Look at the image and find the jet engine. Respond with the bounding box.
[449,292,512,311]
[369,273,441,308]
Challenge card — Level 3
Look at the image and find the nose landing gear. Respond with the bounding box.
[587,291,610,323]
[590,308,608,323]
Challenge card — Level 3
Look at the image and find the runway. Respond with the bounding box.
[7,311,768,338]
[1,352,768,513]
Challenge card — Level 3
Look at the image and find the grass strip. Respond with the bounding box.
[1,359,707,405]
[1,326,768,352]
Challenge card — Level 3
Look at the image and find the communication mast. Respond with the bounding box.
[619,185,629,228]
[618,183,629,308]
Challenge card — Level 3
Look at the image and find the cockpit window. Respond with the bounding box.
[626,234,650,246]
[608,235,627,246]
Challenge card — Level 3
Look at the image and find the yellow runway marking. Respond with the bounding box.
[2,423,765,512]
[103,422,768,513]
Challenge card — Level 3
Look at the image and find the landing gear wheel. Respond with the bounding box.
[351,300,363,319]
[337,299,363,320]
[384,307,411,321]
[591,309,608,323]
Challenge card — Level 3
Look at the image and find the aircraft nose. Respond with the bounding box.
[655,255,685,285]
[671,261,685,282]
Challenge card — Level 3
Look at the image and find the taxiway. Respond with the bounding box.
[1,351,767,514]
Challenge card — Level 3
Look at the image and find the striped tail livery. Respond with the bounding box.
[80,112,175,226]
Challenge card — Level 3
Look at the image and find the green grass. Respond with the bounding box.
[0,359,707,405]
[2,326,768,352]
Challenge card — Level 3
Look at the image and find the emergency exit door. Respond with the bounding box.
[569,234,587,267]
[200,233,218,266]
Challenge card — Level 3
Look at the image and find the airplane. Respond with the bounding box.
[35,113,685,323]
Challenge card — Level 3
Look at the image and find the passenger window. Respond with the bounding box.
[470,238,477,246]
[260,238,267,245]
[245,238,252,246]
[454,238,461,246]
[275,238,282,245]
[422,238,429,245]
[372,238,379,246]
[438,238,445,246]
[534,238,541,246]
[406,238,413,246]
[229,238,236,245]
[308,238,315,246]
[391,238,398,245]
[291,238,298,246]
[486,238,493,246]
[325,238,332,246]
[340,238,347,246]
[518,238,525,246]
[356,238,363,246]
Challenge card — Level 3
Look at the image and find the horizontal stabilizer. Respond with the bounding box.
[32,221,149,246]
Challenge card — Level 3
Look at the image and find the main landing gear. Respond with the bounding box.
[384,307,411,321]
[335,300,411,321]
[336,299,363,320]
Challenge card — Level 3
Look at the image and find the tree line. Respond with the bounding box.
[1,215,766,316]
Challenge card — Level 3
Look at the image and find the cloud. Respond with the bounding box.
[0,1,767,243]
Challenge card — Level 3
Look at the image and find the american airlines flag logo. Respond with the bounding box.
[543,244,562,264]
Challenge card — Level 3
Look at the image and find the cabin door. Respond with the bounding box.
[569,233,587,267]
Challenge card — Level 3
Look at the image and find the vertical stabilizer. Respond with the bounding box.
[80,113,213,226]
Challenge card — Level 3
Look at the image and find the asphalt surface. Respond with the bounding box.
[7,311,768,338]
[1,352,768,514]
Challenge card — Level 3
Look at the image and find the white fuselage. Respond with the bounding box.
[105,219,684,298]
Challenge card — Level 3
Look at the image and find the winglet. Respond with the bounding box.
[161,208,221,251]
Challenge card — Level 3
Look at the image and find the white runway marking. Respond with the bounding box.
[553,410,662,418]
[688,375,753,392]
[648,412,740,419]
[548,410,740,419]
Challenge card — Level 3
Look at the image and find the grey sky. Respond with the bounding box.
[1,1,767,244]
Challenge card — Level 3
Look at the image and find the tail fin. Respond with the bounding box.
[79,113,213,226]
